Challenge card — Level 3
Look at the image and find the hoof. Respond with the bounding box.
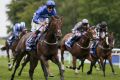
[113,72,117,75]
[48,73,54,77]
[18,73,21,76]
[96,67,101,71]
[75,69,79,74]
[87,71,92,75]
[8,63,13,71]
[8,67,12,71]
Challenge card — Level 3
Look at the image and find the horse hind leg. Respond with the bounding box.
[6,47,12,70]
[18,55,30,76]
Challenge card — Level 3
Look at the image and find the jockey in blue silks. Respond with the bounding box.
[7,22,26,47]
[26,0,57,51]
[65,19,90,48]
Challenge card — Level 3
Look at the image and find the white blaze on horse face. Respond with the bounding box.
[100,32,105,39]
[106,37,109,45]
[93,28,98,38]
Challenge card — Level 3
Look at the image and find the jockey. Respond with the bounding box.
[26,0,57,51]
[7,22,26,47]
[90,21,108,55]
[96,21,108,39]
[65,19,90,48]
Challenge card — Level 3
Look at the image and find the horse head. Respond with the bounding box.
[100,32,115,49]
[78,26,96,47]
[107,32,115,48]
[19,29,28,39]
[47,16,63,41]
[85,26,96,40]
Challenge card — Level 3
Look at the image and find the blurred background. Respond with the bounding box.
[0,0,120,47]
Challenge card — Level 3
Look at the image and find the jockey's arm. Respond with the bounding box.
[33,6,44,24]
[72,22,82,33]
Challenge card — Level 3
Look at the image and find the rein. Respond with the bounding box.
[76,42,90,49]
[43,40,58,45]
[98,44,112,50]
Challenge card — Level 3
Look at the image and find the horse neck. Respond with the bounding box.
[45,27,56,43]
[78,33,90,47]
[100,38,109,48]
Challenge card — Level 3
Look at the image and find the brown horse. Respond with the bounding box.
[35,16,63,80]
[1,30,27,70]
[87,32,116,77]
[61,27,95,73]
[10,16,63,80]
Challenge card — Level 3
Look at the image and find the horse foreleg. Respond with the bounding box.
[40,56,48,80]
[99,57,105,77]
[51,55,64,80]
[87,60,96,75]
[10,53,24,80]
[104,59,106,76]
[18,55,30,76]
[29,55,38,80]
[45,61,54,77]
[108,56,116,75]
[77,59,85,72]
[61,48,66,72]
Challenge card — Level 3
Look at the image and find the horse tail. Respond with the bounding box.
[1,46,6,51]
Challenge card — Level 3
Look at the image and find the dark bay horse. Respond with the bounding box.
[87,32,116,77]
[61,27,95,73]
[10,16,63,80]
[1,30,27,70]
[35,16,64,80]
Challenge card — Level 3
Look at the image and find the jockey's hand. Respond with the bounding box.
[33,33,37,37]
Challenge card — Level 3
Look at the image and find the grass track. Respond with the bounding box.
[0,57,120,80]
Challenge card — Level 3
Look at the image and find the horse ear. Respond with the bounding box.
[60,16,63,21]
[111,32,114,36]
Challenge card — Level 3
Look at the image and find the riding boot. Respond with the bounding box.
[70,35,80,46]
[26,30,40,51]
[7,35,15,47]
[65,35,79,48]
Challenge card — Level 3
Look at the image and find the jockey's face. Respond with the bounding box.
[47,6,54,13]
[82,23,88,26]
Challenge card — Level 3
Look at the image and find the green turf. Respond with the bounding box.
[0,57,120,80]
[0,39,5,45]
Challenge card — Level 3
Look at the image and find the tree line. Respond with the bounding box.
[7,0,120,47]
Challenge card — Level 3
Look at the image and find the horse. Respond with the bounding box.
[61,27,95,73]
[34,16,63,80]
[18,53,54,77]
[10,16,63,80]
[1,30,27,70]
[87,32,116,77]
